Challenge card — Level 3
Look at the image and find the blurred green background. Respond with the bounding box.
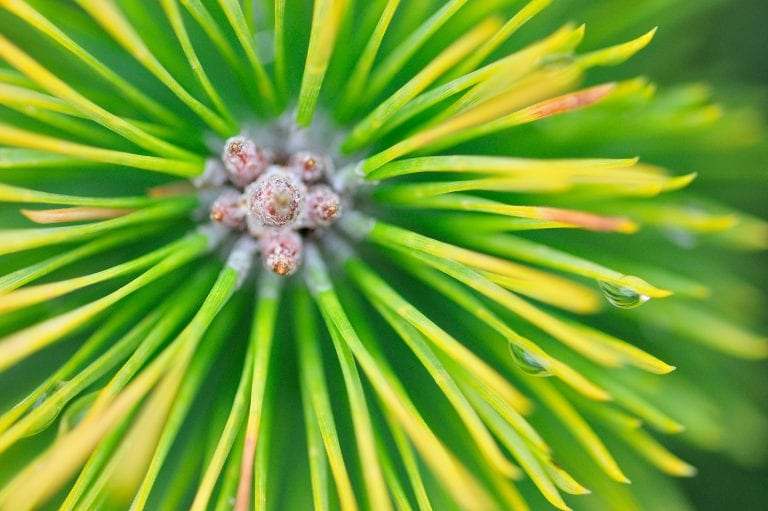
[578,1,768,509]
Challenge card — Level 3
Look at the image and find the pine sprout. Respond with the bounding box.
[0,1,765,510]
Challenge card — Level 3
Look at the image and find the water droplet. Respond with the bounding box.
[598,280,650,309]
[58,391,99,436]
[509,343,551,376]
[22,391,62,437]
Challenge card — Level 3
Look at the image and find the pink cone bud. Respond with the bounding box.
[306,185,342,227]
[260,230,303,276]
[210,188,246,230]
[222,136,272,188]
[246,170,305,227]
[288,151,330,183]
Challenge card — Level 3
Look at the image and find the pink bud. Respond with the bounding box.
[260,230,303,276]
[246,170,305,227]
[306,185,342,227]
[222,136,272,188]
[210,188,246,229]
[288,151,330,183]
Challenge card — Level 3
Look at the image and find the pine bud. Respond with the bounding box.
[209,188,246,229]
[287,151,331,183]
[246,170,305,227]
[222,136,272,188]
[305,185,342,227]
[260,229,303,276]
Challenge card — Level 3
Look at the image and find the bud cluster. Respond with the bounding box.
[206,135,344,276]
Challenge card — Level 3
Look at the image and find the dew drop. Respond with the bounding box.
[509,343,551,376]
[598,280,650,309]
[58,391,98,436]
[22,391,63,437]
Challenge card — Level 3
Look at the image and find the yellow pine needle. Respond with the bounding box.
[0,234,207,372]
[613,202,740,233]
[621,428,697,477]
[346,214,622,365]
[338,290,437,510]
[577,28,658,69]
[460,234,673,300]
[416,265,611,401]
[190,328,257,511]
[335,0,401,121]
[301,368,331,511]
[468,389,571,511]
[0,33,196,160]
[376,435,413,511]
[81,266,237,510]
[21,206,135,224]
[385,415,433,511]
[431,25,586,125]
[377,191,639,233]
[273,0,287,97]
[351,23,585,147]
[522,83,619,122]
[366,157,695,198]
[0,82,80,116]
[448,0,553,79]
[643,301,768,359]
[400,247,625,367]
[367,221,603,314]
[105,360,188,507]
[441,82,619,150]
[362,65,582,171]
[526,378,631,483]
[579,401,644,431]
[235,274,283,511]
[542,459,591,495]
[483,271,601,315]
[296,290,359,511]
[408,262,611,401]
[127,288,239,511]
[0,123,204,175]
[375,175,566,195]
[346,256,533,415]
[0,198,196,256]
[161,0,237,129]
[305,247,495,510]
[326,323,394,511]
[343,17,502,151]
[368,155,639,180]
[0,0,184,126]
[375,304,521,479]
[438,80,621,155]
[452,371,549,455]
[0,239,179,314]
[148,181,198,198]
[76,0,234,137]
[364,0,471,105]
[0,147,81,169]
[427,214,577,233]
[0,338,179,511]
[561,320,676,374]
[297,0,348,126]
[600,380,686,434]
[0,227,161,294]
[0,182,160,208]
[215,0,277,108]
[714,211,768,250]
